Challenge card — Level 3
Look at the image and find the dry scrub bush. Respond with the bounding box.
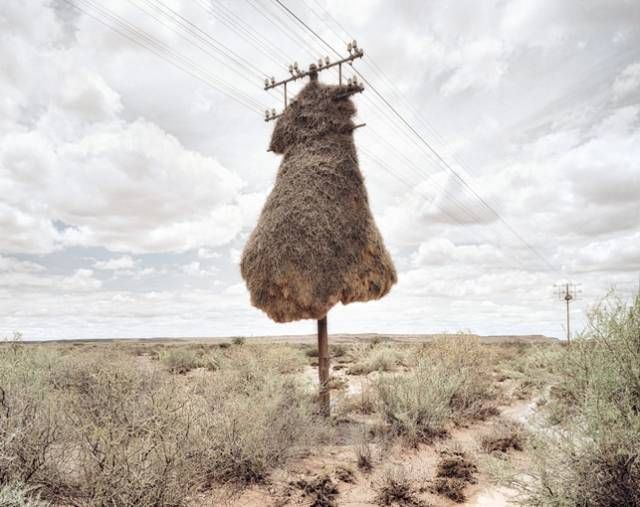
[422,337,495,420]
[376,337,495,446]
[377,361,454,445]
[0,483,49,507]
[56,354,197,506]
[0,346,61,486]
[189,345,326,484]
[159,347,205,374]
[505,291,640,506]
[480,421,525,454]
[290,475,339,507]
[429,450,477,503]
[346,344,405,375]
[503,344,565,400]
[0,343,326,505]
[373,466,426,507]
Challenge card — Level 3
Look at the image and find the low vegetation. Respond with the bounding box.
[501,291,640,506]
[376,336,495,446]
[480,421,526,454]
[290,475,339,507]
[0,343,324,506]
[373,466,426,507]
[0,483,49,507]
[3,297,637,506]
[346,343,406,375]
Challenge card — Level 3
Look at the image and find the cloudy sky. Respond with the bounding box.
[1,0,639,340]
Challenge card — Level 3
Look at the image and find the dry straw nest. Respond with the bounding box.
[241,80,396,322]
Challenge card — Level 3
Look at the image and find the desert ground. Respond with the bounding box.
[2,294,639,507]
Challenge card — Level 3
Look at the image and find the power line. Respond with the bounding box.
[253,1,539,272]
[65,0,265,114]
[271,0,561,275]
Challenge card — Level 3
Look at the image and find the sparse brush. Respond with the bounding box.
[338,382,378,415]
[193,353,328,485]
[354,426,374,472]
[502,290,640,507]
[0,342,329,505]
[231,336,246,346]
[480,421,526,454]
[291,475,339,507]
[58,359,199,506]
[376,360,455,446]
[430,477,466,503]
[347,346,405,375]
[0,483,49,507]
[331,344,347,357]
[373,466,426,507]
[334,465,356,483]
[158,347,204,374]
[430,450,477,503]
[0,347,61,486]
[435,451,477,483]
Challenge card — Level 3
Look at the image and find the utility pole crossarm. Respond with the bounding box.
[262,40,365,122]
[263,47,363,91]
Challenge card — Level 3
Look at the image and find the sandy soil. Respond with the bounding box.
[190,364,536,507]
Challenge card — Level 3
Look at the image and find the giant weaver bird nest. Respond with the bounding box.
[241,80,396,322]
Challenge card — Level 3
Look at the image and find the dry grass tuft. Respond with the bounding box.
[430,478,466,503]
[480,421,525,454]
[347,345,405,375]
[291,475,339,507]
[334,465,356,483]
[430,451,477,503]
[373,467,427,507]
[158,347,205,374]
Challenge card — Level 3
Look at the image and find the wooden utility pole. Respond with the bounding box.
[317,316,330,415]
[262,41,365,415]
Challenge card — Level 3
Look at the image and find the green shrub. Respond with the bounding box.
[507,291,640,506]
[376,359,456,445]
[375,336,495,445]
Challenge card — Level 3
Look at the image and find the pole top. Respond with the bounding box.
[309,63,318,81]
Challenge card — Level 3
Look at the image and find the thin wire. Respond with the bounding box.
[67,0,264,113]
[272,0,561,275]
[252,0,538,270]
[133,0,281,102]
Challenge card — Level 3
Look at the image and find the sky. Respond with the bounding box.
[1,0,639,340]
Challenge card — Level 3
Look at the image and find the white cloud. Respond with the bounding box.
[181,261,218,277]
[197,248,221,259]
[613,61,640,100]
[94,255,135,270]
[1,0,639,341]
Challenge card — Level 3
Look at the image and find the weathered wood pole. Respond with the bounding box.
[317,315,330,416]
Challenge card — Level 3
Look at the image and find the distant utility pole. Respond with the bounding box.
[261,40,365,416]
[555,283,580,345]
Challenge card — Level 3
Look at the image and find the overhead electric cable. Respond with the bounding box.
[272,0,561,274]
